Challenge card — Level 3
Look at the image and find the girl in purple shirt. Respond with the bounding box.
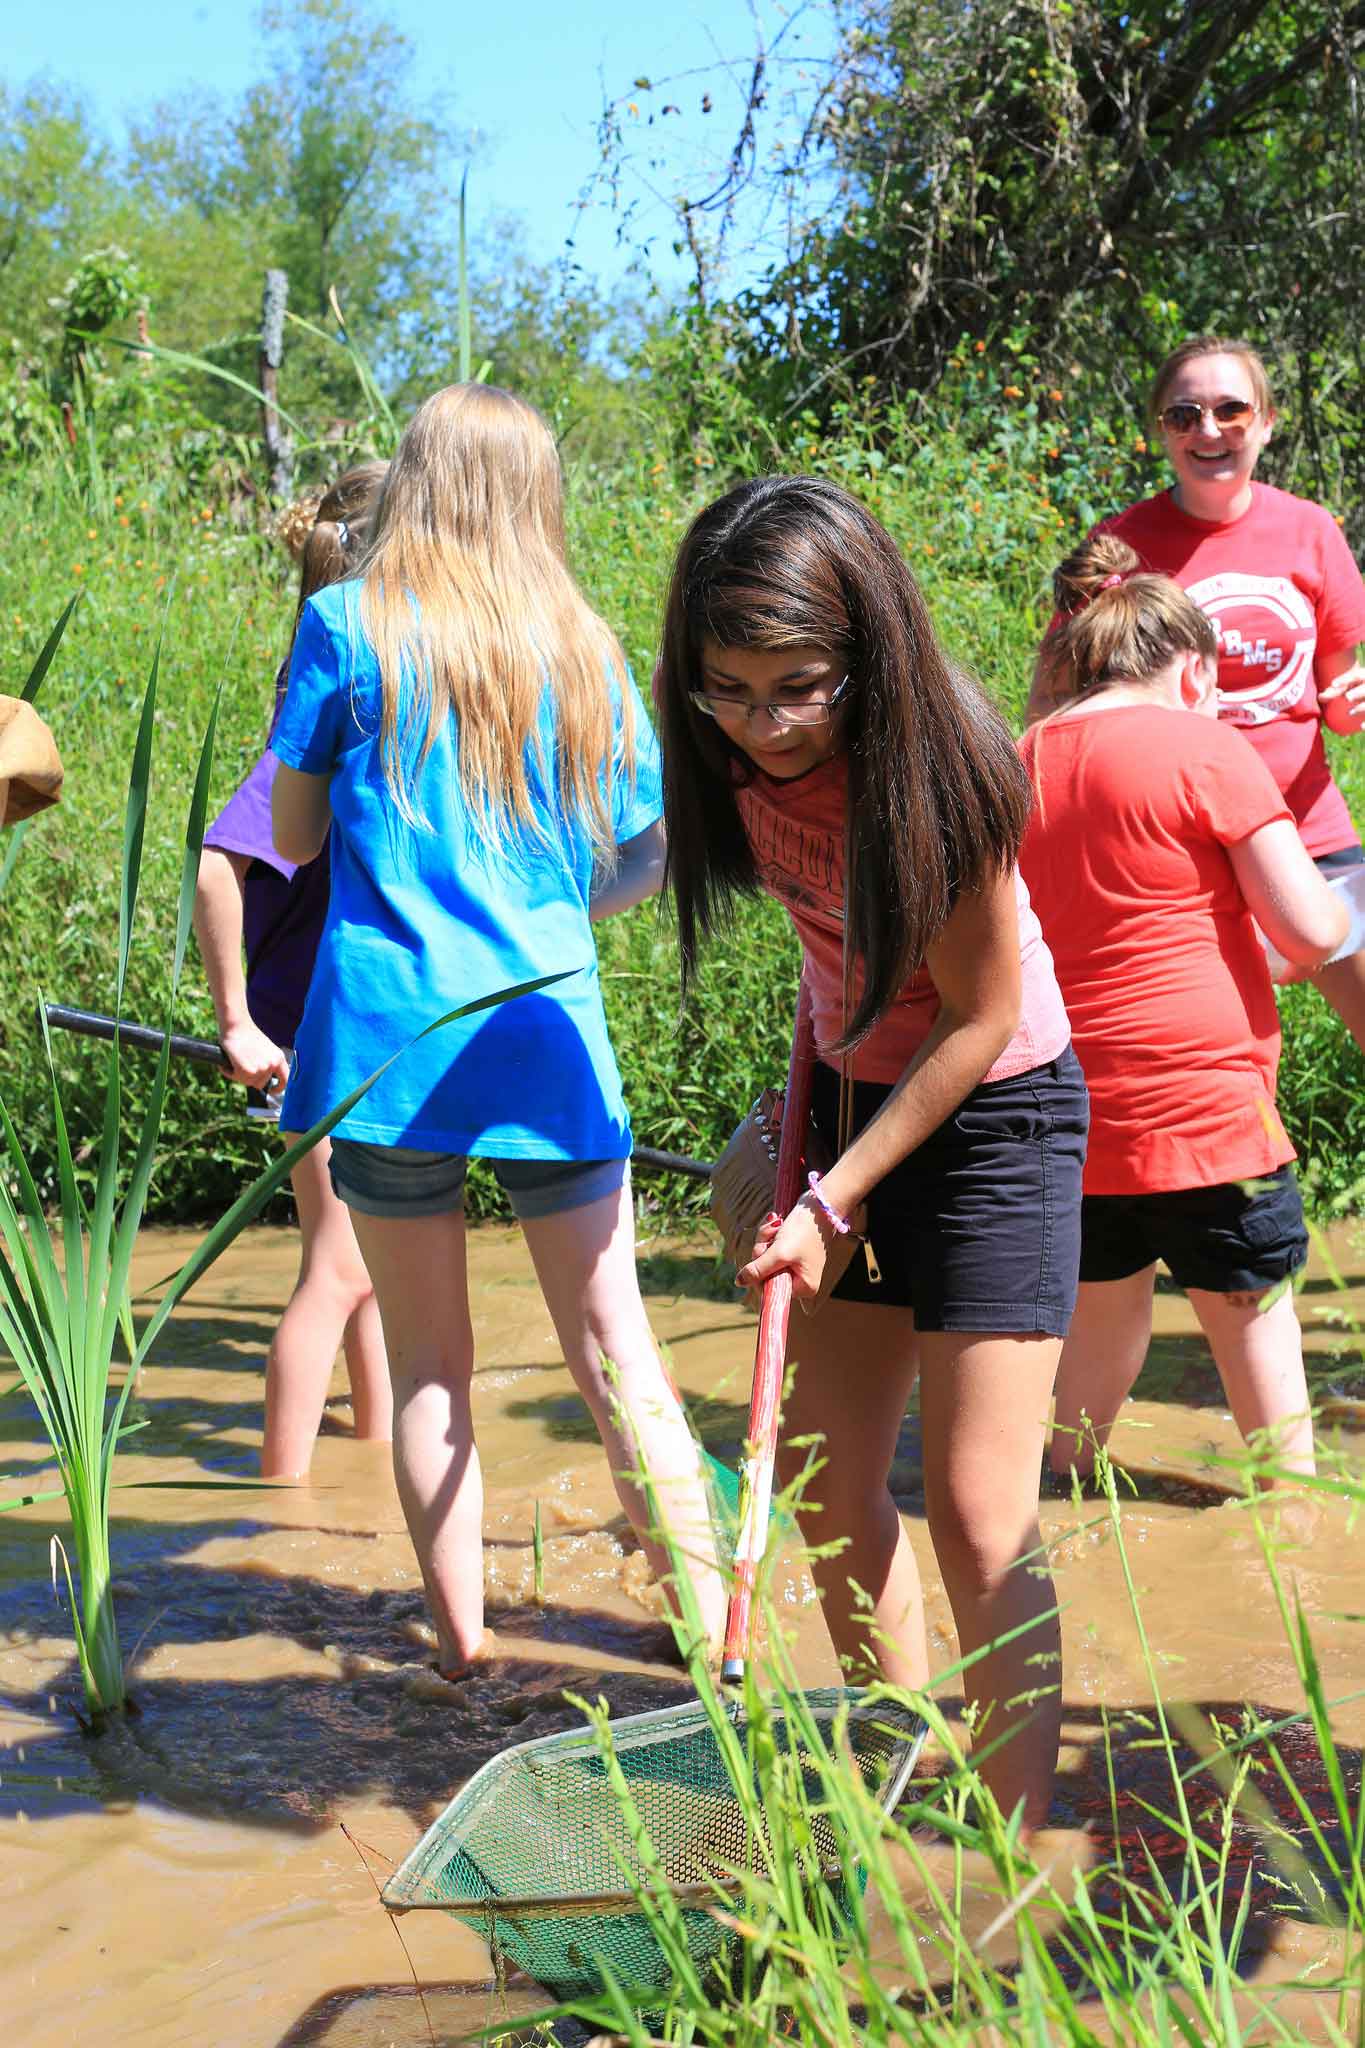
[194,464,390,1477]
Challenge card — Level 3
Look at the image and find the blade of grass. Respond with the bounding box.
[296,296,399,447]
[21,595,80,705]
[117,632,161,1007]
[458,167,472,383]
[82,333,309,438]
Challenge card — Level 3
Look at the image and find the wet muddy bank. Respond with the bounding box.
[3,1222,1364,2045]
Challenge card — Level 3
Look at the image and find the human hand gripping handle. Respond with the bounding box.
[722,984,817,1682]
[218,1017,291,1096]
[737,1179,844,1299]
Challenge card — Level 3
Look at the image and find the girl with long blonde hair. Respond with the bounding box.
[271,384,724,1676]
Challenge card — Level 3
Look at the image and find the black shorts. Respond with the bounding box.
[1078,1165,1308,1293]
[1313,843,1365,874]
[809,1045,1088,1335]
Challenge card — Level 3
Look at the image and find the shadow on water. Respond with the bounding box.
[0,1540,696,1831]
[1,1305,395,1485]
[502,1385,1248,1515]
[635,1245,738,1303]
[503,1384,756,1479]
[276,1982,592,2047]
[885,1700,1363,2020]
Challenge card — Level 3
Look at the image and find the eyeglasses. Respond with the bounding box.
[689,675,851,729]
[1158,399,1260,437]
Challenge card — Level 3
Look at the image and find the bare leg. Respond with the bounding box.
[1186,1282,1316,1484]
[777,1301,927,1686]
[520,1184,727,1653]
[341,1293,391,1441]
[261,1135,391,1478]
[1047,1268,1158,1479]
[1311,950,1365,1057]
[918,1332,1063,1836]
[348,1208,484,1673]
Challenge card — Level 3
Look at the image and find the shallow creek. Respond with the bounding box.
[3,1221,1364,2045]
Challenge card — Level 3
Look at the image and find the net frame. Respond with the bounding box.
[383,1686,927,2001]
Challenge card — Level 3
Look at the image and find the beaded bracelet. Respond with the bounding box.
[805,1171,852,1236]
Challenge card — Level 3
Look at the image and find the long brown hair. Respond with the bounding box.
[657,475,1030,1045]
[359,383,631,853]
[290,460,388,645]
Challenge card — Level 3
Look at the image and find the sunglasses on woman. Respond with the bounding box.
[1158,399,1260,436]
[689,674,851,729]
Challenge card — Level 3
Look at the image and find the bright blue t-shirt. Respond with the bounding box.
[270,580,662,1158]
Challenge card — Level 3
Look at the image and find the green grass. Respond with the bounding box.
[447,1436,1365,2046]
[2,413,1363,1223]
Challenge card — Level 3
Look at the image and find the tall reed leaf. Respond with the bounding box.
[0,596,81,907]
[21,594,80,705]
[459,166,472,385]
[0,632,567,1723]
[81,332,309,440]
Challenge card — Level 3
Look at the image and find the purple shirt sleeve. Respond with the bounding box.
[203,748,299,882]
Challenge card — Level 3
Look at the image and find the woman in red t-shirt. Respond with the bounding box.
[1023,533,1347,1488]
[656,474,1087,1835]
[1032,336,1365,1050]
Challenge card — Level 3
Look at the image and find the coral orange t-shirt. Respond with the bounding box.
[734,755,1071,1085]
[1018,704,1294,1194]
[1097,486,1365,855]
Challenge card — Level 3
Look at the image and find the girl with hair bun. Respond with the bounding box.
[195,461,391,1478]
[1032,336,1365,1050]
[1024,532,1348,1488]
[656,473,1088,1835]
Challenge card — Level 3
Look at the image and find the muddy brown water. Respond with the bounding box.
[3,1222,1365,2046]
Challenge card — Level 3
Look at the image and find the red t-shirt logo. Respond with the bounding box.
[1188,570,1318,725]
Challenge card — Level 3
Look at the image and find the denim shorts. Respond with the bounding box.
[809,1044,1089,1334]
[1078,1164,1308,1293]
[328,1139,627,1221]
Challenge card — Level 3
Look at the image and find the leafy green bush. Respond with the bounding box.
[3,388,1363,1222]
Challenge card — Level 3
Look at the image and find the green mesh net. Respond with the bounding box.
[382,1687,926,2004]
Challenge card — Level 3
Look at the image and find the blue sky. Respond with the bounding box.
[8,0,836,298]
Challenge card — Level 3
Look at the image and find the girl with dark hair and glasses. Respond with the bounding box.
[1030,336,1365,1054]
[655,473,1088,1836]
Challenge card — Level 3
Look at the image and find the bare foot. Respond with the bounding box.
[435,1626,496,1684]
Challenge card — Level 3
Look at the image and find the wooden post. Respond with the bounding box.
[258,268,294,500]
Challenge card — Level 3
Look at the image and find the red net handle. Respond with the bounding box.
[721,984,817,1681]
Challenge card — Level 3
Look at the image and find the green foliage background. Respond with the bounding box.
[4,0,1364,1222]
[5,346,1365,1223]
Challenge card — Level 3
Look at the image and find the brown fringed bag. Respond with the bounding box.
[709,825,880,1314]
[0,698,63,827]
